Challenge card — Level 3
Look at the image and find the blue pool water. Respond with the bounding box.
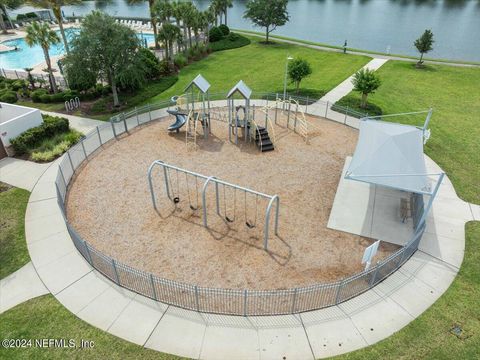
[0,29,155,70]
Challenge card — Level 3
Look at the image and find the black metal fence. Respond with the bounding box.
[54,95,424,316]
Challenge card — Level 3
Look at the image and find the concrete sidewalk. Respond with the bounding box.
[0,262,48,314]
[19,107,473,359]
[0,157,50,191]
[41,111,105,135]
[319,58,389,104]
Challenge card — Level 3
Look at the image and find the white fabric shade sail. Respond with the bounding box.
[345,120,433,194]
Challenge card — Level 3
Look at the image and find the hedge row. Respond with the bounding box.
[31,84,111,103]
[10,115,70,155]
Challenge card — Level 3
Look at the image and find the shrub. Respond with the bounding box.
[10,80,28,91]
[209,26,223,42]
[31,141,70,162]
[158,60,171,76]
[0,91,17,103]
[208,33,251,52]
[218,24,230,36]
[10,115,70,155]
[39,94,51,103]
[90,97,111,113]
[174,54,188,69]
[227,32,239,41]
[31,89,48,102]
[138,48,161,79]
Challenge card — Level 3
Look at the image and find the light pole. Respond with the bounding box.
[283,55,293,104]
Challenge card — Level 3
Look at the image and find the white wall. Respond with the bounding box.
[0,102,43,147]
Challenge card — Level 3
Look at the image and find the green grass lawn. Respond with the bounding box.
[336,61,480,204]
[0,295,184,360]
[145,36,371,103]
[0,184,30,280]
[338,222,480,360]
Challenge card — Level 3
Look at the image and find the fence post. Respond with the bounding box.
[111,119,117,139]
[305,96,309,113]
[287,98,291,128]
[195,286,200,311]
[344,106,349,124]
[243,289,248,316]
[369,263,380,287]
[112,259,120,284]
[81,140,88,160]
[135,107,139,125]
[335,280,344,305]
[96,126,102,146]
[325,101,329,118]
[123,113,128,133]
[14,70,18,79]
[66,151,75,173]
[150,274,158,300]
[58,166,67,189]
[291,288,298,313]
[148,103,152,122]
[83,240,93,264]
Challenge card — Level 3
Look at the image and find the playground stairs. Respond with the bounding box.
[255,126,274,152]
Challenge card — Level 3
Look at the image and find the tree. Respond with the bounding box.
[23,67,36,89]
[414,29,434,67]
[182,1,198,49]
[25,21,60,93]
[29,0,81,54]
[63,11,145,107]
[157,22,181,65]
[288,58,312,93]
[244,0,289,44]
[0,0,23,34]
[351,68,381,109]
[203,8,216,45]
[212,0,232,26]
[129,0,161,49]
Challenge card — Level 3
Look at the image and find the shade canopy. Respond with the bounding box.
[345,120,432,194]
[184,74,210,94]
[227,80,252,99]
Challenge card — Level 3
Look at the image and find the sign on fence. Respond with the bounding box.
[362,240,380,270]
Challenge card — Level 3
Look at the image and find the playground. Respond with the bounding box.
[65,76,400,290]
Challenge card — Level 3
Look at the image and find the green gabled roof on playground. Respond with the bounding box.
[184,74,211,94]
[227,80,252,99]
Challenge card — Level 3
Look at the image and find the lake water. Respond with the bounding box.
[60,0,480,62]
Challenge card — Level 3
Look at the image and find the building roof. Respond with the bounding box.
[345,119,433,194]
[184,74,211,93]
[227,80,252,99]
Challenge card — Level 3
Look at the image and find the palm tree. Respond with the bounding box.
[209,0,220,26]
[0,0,23,34]
[30,0,81,54]
[182,1,198,49]
[153,0,173,24]
[157,22,180,64]
[25,21,60,92]
[128,0,160,49]
[219,0,233,26]
[171,1,186,52]
[202,9,215,45]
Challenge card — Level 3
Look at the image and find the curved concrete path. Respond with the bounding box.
[0,262,48,314]
[20,103,475,359]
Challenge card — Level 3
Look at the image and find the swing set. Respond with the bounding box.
[147,160,280,250]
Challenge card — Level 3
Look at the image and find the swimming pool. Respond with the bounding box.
[0,29,155,70]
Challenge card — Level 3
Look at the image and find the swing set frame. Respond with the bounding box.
[147,160,280,250]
